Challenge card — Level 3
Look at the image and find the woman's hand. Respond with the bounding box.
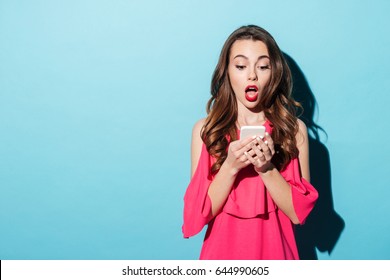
[244,132,275,173]
[224,136,259,175]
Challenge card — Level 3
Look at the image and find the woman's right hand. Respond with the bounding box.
[223,136,258,175]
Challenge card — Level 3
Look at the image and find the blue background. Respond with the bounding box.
[1,0,389,260]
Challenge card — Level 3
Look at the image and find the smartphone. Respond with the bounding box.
[240,125,266,140]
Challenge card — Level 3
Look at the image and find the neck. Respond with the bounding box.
[236,104,266,127]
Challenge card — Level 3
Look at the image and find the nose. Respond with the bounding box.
[248,67,257,81]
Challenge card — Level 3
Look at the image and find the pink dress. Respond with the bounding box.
[182,121,318,260]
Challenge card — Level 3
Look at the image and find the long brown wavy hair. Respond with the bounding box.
[201,25,302,173]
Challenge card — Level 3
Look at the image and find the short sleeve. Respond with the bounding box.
[282,158,319,224]
[182,143,213,238]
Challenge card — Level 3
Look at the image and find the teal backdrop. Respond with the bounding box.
[1,0,389,260]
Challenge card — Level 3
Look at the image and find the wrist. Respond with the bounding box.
[220,161,240,177]
[256,162,276,176]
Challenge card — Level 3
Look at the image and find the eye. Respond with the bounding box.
[235,65,246,70]
[258,65,270,70]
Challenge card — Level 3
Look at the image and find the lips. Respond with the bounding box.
[245,85,259,102]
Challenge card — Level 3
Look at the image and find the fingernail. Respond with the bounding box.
[264,140,268,145]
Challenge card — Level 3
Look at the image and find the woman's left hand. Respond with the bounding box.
[244,132,275,173]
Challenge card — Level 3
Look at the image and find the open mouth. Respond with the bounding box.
[245,85,259,102]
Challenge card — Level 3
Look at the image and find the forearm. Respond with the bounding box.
[207,162,238,217]
[260,165,300,224]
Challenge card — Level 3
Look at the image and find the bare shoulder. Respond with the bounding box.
[193,118,206,132]
[191,118,206,176]
[296,119,308,147]
[192,118,206,140]
[297,119,308,134]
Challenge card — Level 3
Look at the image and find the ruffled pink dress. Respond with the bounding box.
[182,121,318,260]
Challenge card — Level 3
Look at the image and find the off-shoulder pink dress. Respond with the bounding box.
[182,121,318,260]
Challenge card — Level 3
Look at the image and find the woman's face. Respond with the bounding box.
[228,39,272,110]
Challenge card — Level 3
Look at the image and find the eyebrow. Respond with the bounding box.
[233,54,270,61]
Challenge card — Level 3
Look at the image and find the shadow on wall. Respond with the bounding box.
[284,53,345,259]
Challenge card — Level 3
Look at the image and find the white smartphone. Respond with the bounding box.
[240,125,266,140]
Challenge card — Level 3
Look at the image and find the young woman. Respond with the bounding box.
[182,25,318,260]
